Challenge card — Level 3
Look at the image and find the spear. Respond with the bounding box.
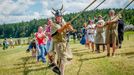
[104,0,134,26]
[117,0,134,17]
[93,0,106,11]
[68,0,106,32]
[69,0,107,23]
[69,0,97,23]
[92,0,106,20]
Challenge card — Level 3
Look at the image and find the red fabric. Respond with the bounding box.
[35,32,46,45]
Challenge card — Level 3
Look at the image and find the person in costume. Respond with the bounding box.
[3,38,8,50]
[26,39,37,57]
[105,10,119,56]
[95,15,106,53]
[117,14,124,48]
[49,6,74,75]
[86,20,96,52]
[80,23,87,46]
[44,18,55,64]
[9,37,15,48]
[45,19,52,52]
[35,26,47,63]
[72,32,77,43]
[77,32,82,41]
[65,29,73,61]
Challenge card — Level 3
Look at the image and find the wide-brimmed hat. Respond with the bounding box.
[98,15,102,18]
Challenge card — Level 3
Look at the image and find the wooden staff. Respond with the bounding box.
[93,0,106,11]
[68,0,106,31]
[104,0,134,26]
[69,0,97,23]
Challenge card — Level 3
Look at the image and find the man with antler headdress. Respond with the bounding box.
[49,5,73,75]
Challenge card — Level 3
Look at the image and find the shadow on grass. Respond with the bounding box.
[72,49,87,52]
[14,56,48,75]
[74,48,106,75]
[77,54,83,75]
[127,55,134,59]
[13,56,36,69]
[73,51,91,56]
[117,51,134,56]
[77,51,134,62]
[14,61,36,66]
[78,55,106,62]
[19,66,47,75]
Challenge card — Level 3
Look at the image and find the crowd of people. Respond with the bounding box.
[80,10,124,56]
[24,9,124,75]
[0,8,125,75]
[2,37,15,50]
[26,6,74,75]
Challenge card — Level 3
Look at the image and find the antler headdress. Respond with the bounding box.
[51,4,64,16]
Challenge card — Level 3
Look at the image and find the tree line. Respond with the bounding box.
[0,8,133,38]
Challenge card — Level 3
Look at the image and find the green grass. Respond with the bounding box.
[0,32,134,75]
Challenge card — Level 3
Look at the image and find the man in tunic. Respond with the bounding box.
[105,10,119,56]
[49,7,74,75]
[95,15,106,53]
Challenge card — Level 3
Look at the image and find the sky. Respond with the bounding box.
[0,0,133,24]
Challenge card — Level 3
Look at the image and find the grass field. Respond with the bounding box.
[0,32,134,75]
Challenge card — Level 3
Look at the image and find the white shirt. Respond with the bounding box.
[86,24,96,34]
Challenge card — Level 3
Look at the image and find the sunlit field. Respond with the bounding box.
[0,32,134,75]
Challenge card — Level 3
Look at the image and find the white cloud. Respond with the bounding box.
[0,0,133,24]
[0,15,41,24]
[0,0,35,16]
[33,12,40,18]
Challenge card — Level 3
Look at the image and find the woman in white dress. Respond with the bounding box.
[86,20,96,52]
